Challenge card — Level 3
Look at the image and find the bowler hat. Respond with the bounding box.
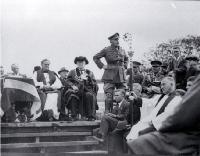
[74,56,89,64]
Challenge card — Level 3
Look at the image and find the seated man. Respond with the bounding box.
[127,83,143,126]
[58,67,69,86]
[93,89,129,142]
[58,67,70,120]
[65,56,98,121]
[7,64,26,78]
[33,59,62,121]
[126,76,182,141]
[127,75,200,155]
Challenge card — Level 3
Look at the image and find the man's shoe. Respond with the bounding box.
[92,135,104,143]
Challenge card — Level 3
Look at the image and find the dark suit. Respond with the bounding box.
[127,75,200,155]
[99,99,129,137]
[93,45,128,112]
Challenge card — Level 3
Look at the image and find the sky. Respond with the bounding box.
[1,0,200,79]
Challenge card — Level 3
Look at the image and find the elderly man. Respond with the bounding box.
[93,33,128,113]
[7,64,26,78]
[33,59,62,121]
[127,75,200,155]
[126,77,182,141]
[58,67,69,87]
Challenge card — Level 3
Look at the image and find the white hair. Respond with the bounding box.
[161,76,176,91]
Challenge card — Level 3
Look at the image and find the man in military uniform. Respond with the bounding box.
[143,60,164,96]
[93,33,128,113]
[126,61,144,87]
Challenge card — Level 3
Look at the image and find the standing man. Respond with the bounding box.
[93,33,128,113]
[168,46,185,72]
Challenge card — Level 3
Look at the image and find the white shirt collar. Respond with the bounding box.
[118,99,124,108]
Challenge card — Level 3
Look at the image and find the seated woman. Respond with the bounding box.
[63,56,98,121]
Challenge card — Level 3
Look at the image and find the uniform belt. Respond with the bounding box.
[110,61,123,66]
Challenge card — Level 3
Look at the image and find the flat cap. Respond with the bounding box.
[108,33,119,40]
[58,67,69,74]
[74,56,89,64]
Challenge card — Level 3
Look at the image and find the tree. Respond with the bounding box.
[144,35,200,62]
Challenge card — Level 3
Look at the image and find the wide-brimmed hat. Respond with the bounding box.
[58,67,69,74]
[74,56,89,64]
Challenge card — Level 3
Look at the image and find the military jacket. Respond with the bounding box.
[93,45,128,83]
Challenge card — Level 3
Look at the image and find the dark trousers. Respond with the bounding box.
[99,114,119,137]
[68,97,79,118]
[83,92,96,118]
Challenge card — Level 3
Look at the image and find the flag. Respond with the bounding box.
[1,77,41,119]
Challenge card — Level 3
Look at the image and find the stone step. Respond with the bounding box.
[1,140,99,149]
[1,131,92,138]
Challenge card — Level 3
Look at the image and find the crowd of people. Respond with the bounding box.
[0,56,99,122]
[0,33,200,154]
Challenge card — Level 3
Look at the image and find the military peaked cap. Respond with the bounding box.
[132,61,141,66]
[185,55,199,62]
[151,60,162,66]
[108,33,119,40]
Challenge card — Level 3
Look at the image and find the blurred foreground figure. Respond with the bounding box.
[127,75,200,155]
